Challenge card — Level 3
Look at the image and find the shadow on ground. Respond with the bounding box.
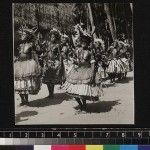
[15,111,38,124]
[102,82,117,88]
[74,99,120,113]
[28,93,71,107]
[116,76,133,84]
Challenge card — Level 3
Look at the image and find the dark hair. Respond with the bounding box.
[24,32,35,43]
[80,36,91,45]
[49,30,61,41]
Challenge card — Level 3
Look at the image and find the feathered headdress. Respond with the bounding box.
[74,24,91,37]
[94,38,105,50]
[61,33,70,42]
[61,33,69,39]
[118,41,130,47]
[73,24,92,44]
[49,28,61,40]
[18,24,38,35]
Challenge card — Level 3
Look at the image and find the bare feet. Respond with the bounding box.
[20,101,29,106]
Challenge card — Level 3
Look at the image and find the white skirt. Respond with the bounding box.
[120,58,130,72]
[14,77,41,95]
[106,59,118,73]
[14,59,41,79]
[62,81,103,98]
[14,59,42,94]
[106,58,129,74]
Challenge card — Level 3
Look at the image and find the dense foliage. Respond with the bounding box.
[14,3,133,49]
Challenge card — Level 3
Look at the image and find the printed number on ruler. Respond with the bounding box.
[57,132,61,138]
[21,132,29,138]
[74,132,77,138]
[122,132,126,138]
[41,132,45,138]
[8,132,12,138]
[106,132,110,138]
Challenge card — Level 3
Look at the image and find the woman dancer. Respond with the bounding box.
[14,25,42,106]
[117,42,130,79]
[63,26,103,112]
[106,45,118,83]
[42,28,64,98]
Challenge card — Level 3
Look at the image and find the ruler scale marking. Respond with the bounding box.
[0,129,150,144]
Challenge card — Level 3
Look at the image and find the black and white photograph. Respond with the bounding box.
[13,3,134,125]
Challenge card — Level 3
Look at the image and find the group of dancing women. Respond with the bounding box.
[14,23,133,112]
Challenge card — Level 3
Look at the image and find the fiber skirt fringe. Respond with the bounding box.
[98,66,108,79]
[120,58,130,72]
[106,59,118,73]
[14,59,41,79]
[106,58,129,74]
[42,60,64,84]
[66,66,94,84]
[65,64,103,85]
[14,77,41,94]
[14,59,42,94]
[62,81,103,99]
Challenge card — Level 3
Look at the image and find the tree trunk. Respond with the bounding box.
[111,4,117,37]
[104,3,116,41]
[87,3,96,38]
[35,4,40,28]
[124,4,130,43]
[130,3,133,14]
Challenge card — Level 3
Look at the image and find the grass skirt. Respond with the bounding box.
[120,58,130,72]
[106,58,129,74]
[15,59,41,79]
[63,64,103,100]
[42,60,64,84]
[106,59,118,73]
[98,66,108,79]
[14,59,42,94]
[14,77,41,94]
[66,66,94,84]
[63,81,103,99]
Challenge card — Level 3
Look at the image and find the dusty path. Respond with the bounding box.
[15,71,134,125]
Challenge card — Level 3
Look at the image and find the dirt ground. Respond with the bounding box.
[15,71,134,125]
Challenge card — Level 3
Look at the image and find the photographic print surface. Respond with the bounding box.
[13,3,134,125]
